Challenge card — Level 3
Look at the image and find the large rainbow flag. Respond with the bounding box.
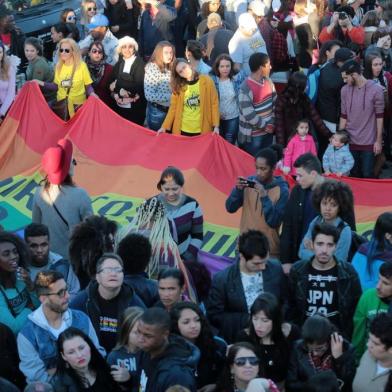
[0,83,391,257]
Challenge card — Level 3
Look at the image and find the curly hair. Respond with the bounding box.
[69,215,117,282]
[0,232,31,286]
[312,180,354,217]
[170,301,218,363]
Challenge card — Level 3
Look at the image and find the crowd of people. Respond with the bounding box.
[0,136,391,392]
[1,0,392,391]
[0,0,392,177]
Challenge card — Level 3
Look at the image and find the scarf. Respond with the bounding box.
[85,57,106,86]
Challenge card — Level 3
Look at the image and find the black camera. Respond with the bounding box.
[339,11,348,20]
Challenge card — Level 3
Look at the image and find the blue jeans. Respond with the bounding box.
[146,102,168,131]
[238,133,274,157]
[220,117,239,144]
[351,149,375,178]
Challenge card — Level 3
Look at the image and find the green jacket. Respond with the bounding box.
[352,288,389,362]
[26,56,55,101]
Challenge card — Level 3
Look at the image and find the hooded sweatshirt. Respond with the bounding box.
[352,288,389,361]
[70,280,145,353]
[226,175,289,258]
[140,334,199,392]
[352,242,392,290]
[17,305,104,383]
[340,80,384,149]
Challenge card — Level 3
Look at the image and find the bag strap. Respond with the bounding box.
[52,202,70,228]
[64,65,76,98]
[0,285,17,317]
[47,191,70,229]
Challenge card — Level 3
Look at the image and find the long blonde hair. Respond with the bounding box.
[116,197,182,278]
[0,42,11,81]
[55,38,82,73]
[80,0,97,25]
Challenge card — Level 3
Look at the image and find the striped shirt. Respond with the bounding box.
[238,77,277,141]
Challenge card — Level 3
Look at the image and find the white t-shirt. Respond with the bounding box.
[229,29,267,76]
[241,271,263,311]
[376,362,391,376]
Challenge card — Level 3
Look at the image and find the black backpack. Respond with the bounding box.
[337,221,367,262]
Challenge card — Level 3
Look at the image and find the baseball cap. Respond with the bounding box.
[248,0,268,16]
[334,47,354,63]
[87,14,109,29]
[238,12,258,30]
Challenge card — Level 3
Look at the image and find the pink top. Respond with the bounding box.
[0,65,16,116]
[283,133,317,174]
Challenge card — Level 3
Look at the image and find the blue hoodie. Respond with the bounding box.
[352,242,392,290]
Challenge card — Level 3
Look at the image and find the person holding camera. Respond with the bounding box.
[225,145,289,259]
[319,6,365,47]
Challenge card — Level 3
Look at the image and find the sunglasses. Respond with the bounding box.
[87,7,97,11]
[91,48,103,54]
[67,15,76,20]
[233,356,259,367]
[59,48,71,53]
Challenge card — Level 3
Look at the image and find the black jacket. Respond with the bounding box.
[9,29,27,72]
[124,273,159,307]
[54,368,122,392]
[206,260,288,343]
[316,61,345,124]
[70,281,145,349]
[142,335,199,392]
[104,2,137,39]
[287,259,362,339]
[286,339,356,392]
[279,184,356,264]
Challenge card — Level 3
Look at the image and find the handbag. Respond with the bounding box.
[51,66,76,121]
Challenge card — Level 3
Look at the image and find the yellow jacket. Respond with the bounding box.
[162,75,220,135]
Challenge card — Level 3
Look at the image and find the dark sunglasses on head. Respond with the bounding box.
[60,48,71,53]
[234,356,259,367]
[91,49,103,54]
[87,7,97,11]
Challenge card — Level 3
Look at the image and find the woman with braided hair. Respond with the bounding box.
[117,196,182,278]
[117,196,198,302]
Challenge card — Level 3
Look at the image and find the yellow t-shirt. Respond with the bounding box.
[181,80,201,134]
[54,62,93,102]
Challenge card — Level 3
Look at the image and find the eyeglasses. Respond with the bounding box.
[45,287,68,298]
[59,48,71,53]
[87,7,97,11]
[122,44,134,49]
[98,267,124,274]
[91,49,103,54]
[307,343,328,354]
[233,356,259,367]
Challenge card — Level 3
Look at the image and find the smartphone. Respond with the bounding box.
[246,179,256,188]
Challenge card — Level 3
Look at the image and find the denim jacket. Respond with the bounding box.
[17,306,104,383]
[210,70,245,111]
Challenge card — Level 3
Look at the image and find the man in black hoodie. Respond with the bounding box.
[137,307,199,392]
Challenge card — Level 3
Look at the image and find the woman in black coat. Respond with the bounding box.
[109,36,146,126]
[104,0,138,39]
